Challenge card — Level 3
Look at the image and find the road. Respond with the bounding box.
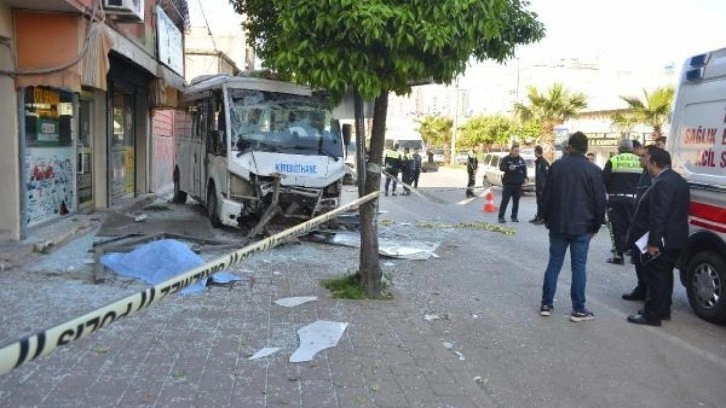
[385,167,726,407]
[0,166,724,408]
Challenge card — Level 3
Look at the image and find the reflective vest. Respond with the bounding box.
[384,149,401,170]
[605,152,641,195]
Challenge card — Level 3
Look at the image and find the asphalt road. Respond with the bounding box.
[379,166,726,408]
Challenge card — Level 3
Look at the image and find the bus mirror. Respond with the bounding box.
[342,124,352,146]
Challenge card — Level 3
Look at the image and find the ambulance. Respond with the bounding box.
[669,46,726,324]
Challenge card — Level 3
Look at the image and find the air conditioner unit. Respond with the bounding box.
[103,0,145,22]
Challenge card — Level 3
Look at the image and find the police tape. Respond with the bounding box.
[0,191,380,377]
[380,170,491,197]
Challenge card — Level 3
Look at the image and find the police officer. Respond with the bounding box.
[401,147,412,195]
[603,139,641,264]
[466,150,478,197]
[383,143,402,196]
[530,145,549,224]
[498,145,528,223]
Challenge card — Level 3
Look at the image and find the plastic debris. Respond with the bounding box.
[290,320,348,363]
[442,341,454,350]
[134,214,148,222]
[424,314,442,321]
[274,296,318,308]
[249,347,280,360]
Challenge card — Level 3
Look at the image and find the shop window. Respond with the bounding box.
[23,86,76,227]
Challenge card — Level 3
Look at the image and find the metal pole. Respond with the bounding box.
[450,78,459,165]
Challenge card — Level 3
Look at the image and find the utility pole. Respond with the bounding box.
[449,77,459,165]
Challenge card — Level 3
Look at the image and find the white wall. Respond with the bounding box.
[0,0,21,240]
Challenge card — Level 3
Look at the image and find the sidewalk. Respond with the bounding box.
[0,189,496,408]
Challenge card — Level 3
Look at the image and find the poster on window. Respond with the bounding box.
[24,147,76,227]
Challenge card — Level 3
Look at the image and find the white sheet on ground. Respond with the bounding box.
[274,296,318,307]
[289,320,349,363]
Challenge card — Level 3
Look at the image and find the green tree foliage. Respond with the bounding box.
[458,115,512,148]
[612,86,675,138]
[417,116,453,150]
[231,0,545,297]
[513,83,587,161]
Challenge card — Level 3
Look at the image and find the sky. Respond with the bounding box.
[186,0,726,88]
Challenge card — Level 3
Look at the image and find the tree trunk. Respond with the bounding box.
[541,122,556,163]
[359,91,388,298]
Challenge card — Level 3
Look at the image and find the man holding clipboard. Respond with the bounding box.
[625,147,690,326]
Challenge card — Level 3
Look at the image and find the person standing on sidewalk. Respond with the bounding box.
[539,132,607,322]
[466,150,478,198]
[498,145,527,223]
[603,139,641,265]
[411,148,422,188]
[383,144,402,197]
[625,147,689,326]
[401,147,412,196]
[622,144,655,301]
[530,145,549,224]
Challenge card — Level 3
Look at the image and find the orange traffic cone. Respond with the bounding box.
[483,190,498,213]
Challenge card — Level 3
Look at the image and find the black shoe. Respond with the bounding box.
[534,219,545,225]
[606,256,624,265]
[627,314,662,326]
[392,192,398,196]
[498,218,506,224]
[622,290,646,301]
[638,309,670,321]
[385,191,389,197]
[529,217,539,223]
[511,218,520,223]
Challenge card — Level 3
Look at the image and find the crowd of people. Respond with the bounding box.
[533,132,688,326]
[382,143,423,196]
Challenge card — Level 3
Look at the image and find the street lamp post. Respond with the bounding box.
[450,77,460,165]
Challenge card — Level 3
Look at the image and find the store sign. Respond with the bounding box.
[156,6,183,76]
[588,138,620,147]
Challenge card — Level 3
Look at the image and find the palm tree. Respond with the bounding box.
[614,86,675,139]
[513,83,587,162]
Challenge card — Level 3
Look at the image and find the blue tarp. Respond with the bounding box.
[100,239,242,295]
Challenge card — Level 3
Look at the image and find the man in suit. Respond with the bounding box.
[540,132,607,322]
[625,147,690,326]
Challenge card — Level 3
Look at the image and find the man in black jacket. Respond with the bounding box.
[540,132,607,322]
[466,150,478,198]
[622,144,655,301]
[498,145,528,223]
[625,147,690,326]
[530,145,549,224]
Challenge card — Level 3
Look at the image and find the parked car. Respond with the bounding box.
[480,152,536,192]
[429,148,445,163]
[454,150,470,165]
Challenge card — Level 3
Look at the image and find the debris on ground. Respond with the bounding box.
[423,313,449,322]
[134,214,148,222]
[249,347,281,360]
[274,296,318,308]
[290,320,349,363]
[304,231,440,260]
[416,221,515,235]
[33,240,54,253]
[442,341,466,361]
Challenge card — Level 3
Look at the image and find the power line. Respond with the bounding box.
[196,0,219,53]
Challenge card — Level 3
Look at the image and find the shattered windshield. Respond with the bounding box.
[229,89,343,158]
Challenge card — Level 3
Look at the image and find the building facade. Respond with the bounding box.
[0,0,188,241]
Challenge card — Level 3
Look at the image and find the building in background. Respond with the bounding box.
[0,0,189,241]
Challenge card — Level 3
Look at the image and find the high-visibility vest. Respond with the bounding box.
[609,152,641,174]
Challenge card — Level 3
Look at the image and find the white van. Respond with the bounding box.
[174,74,348,228]
[669,47,726,324]
[481,152,536,192]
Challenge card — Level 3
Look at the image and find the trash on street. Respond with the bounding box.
[249,347,281,360]
[290,320,348,363]
[274,296,318,308]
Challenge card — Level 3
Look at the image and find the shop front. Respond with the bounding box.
[22,86,77,228]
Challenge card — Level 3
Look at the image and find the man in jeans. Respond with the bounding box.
[540,132,606,322]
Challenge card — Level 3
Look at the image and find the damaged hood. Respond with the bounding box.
[232,151,345,188]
